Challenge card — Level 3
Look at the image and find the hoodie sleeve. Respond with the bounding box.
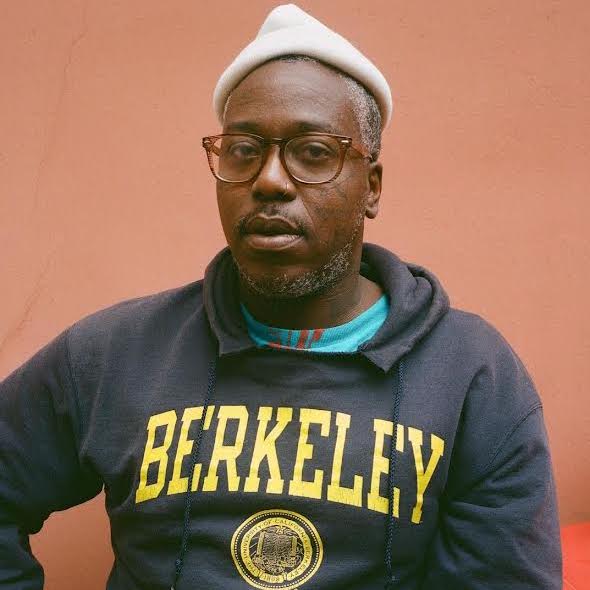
[420,332,562,589]
[0,329,103,589]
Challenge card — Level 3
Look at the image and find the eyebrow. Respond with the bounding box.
[224,120,341,135]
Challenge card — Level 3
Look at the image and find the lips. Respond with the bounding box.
[242,215,304,251]
[244,216,302,236]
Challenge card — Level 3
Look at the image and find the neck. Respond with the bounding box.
[239,266,383,330]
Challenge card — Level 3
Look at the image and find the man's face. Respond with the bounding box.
[217,59,382,298]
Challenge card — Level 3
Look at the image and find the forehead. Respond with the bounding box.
[223,59,356,137]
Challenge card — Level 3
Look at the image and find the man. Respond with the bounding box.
[0,4,561,590]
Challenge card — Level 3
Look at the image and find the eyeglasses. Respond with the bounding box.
[202,132,373,185]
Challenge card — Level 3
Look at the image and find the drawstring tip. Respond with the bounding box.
[384,577,397,589]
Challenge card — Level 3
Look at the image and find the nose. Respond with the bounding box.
[251,144,296,201]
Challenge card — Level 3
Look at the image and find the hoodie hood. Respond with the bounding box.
[203,242,450,371]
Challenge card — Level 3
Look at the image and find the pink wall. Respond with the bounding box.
[1,1,589,587]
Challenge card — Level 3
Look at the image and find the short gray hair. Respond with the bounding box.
[222,54,382,160]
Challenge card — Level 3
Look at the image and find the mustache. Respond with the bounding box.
[237,206,306,236]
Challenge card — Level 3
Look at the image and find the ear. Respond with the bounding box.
[365,160,382,219]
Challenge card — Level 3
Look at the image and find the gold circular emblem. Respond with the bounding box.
[231,509,323,589]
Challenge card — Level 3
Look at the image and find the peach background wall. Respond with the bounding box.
[1,0,589,587]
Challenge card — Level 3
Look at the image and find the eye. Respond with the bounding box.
[305,143,331,159]
[223,140,261,160]
[291,140,337,162]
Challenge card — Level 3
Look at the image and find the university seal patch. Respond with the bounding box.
[231,509,323,589]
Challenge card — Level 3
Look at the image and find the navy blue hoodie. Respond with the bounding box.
[0,243,562,589]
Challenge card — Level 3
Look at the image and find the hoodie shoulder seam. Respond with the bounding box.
[63,327,84,449]
[474,402,543,481]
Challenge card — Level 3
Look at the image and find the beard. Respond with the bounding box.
[234,205,366,300]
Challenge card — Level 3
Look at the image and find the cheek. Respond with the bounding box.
[216,188,247,239]
[308,177,367,240]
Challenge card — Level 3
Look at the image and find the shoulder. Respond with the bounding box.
[70,280,202,331]
[434,308,546,484]
[433,307,537,393]
[65,280,205,363]
[422,306,543,442]
[436,307,521,357]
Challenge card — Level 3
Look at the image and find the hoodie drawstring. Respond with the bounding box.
[171,356,217,590]
[385,358,405,589]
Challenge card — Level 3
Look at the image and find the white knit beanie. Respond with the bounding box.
[213,3,393,129]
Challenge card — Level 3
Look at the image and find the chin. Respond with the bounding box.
[234,241,355,300]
